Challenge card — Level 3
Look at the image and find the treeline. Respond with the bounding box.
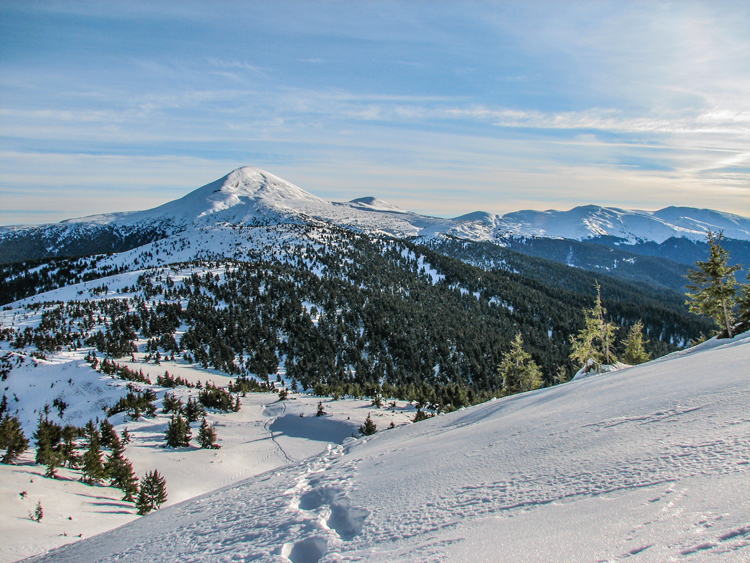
[0,230,714,410]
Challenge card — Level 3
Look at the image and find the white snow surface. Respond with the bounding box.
[24,331,750,563]
[2,167,749,244]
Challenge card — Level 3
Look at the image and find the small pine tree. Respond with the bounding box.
[316,401,326,417]
[32,500,43,522]
[554,365,570,385]
[120,426,131,446]
[164,414,191,448]
[622,320,651,365]
[359,413,377,436]
[184,397,205,423]
[197,417,220,449]
[0,415,29,464]
[685,230,741,338]
[162,393,183,415]
[136,470,167,515]
[498,333,544,396]
[412,409,432,423]
[278,388,288,401]
[81,427,105,485]
[44,452,60,479]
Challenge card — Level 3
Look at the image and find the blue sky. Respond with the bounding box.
[1,0,749,224]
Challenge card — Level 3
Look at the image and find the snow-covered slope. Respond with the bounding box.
[2,167,749,262]
[28,332,750,563]
[500,204,750,244]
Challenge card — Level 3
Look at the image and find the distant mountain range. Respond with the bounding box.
[1,167,748,288]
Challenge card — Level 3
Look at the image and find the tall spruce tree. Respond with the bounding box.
[105,439,139,501]
[33,415,62,467]
[136,470,167,515]
[0,415,29,464]
[60,425,82,469]
[622,320,651,365]
[498,333,543,395]
[81,427,105,484]
[685,230,741,338]
[570,283,619,371]
[99,419,119,449]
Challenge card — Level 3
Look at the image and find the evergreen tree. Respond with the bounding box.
[81,427,105,484]
[60,425,82,468]
[164,414,191,448]
[622,320,651,365]
[162,392,183,415]
[316,401,326,417]
[685,230,741,338]
[359,413,377,436]
[32,500,43,522]
[197,417,220,449]
[136,470,167,515]
[570,283,619,370]
[33,415,62,467]
[105,439,139,501]
[553,365,570,385]
[120,426,131,445]
[0,415,29,464]
[44,451,60,478]
[184,397,205,423]
[498,333,543,395]
[412,408,432,423]
[738,284,750,329]
[99,419,119,449]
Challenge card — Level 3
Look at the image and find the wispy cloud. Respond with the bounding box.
[1,0,749,223]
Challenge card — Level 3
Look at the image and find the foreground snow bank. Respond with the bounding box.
[27,332,750,562]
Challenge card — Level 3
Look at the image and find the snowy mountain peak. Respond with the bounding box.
[164,166,329,223]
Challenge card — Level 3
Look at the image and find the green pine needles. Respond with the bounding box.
[569,282,619,372]
[498,333,543,395]
[136,470,167,515]
[685,231,742,338]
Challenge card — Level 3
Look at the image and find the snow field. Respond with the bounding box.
[0,343,416,562]
[20,331,750,563]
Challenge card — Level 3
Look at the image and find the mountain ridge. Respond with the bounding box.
[1,167,748,287]
[4,166,749,243]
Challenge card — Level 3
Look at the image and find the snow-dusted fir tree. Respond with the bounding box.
[136,470,167,515]
[685,231,742,338]
[570,283,619,371]
[622,320,651,365]
[498,333,543,395]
